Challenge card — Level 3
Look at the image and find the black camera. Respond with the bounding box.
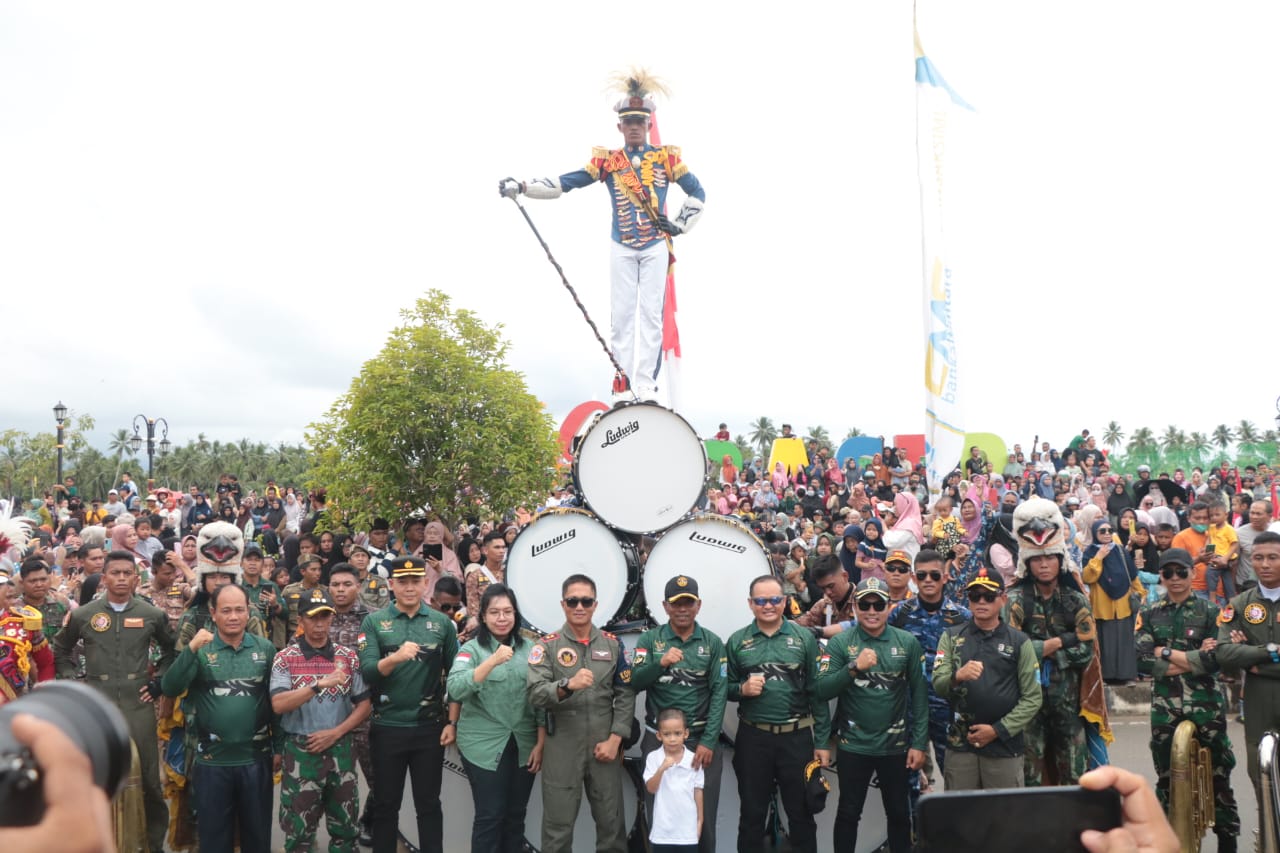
[0,682,132,826]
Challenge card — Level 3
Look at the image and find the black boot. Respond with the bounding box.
[1216,831,1237,853]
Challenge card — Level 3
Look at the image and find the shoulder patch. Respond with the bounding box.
[528,644,545,665]
[1218,605,1234,624]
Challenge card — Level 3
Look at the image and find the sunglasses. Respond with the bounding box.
[967,590,1000,604]
[751,595,785,607]
[856,597,888,612]
[1097,528,1112,534]
[563,596,596,609]
[915,571,943,582]
[435,602,462,613]
[885,564,911,574]
[1160,567,1190,580]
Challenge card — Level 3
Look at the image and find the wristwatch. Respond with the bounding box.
[310,684,323,695]
[1160,648,1173,661]
[1267,643,1279,664]
[557,677,573,694]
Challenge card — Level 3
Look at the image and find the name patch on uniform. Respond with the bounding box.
[90,613,112,632]
[528,644,545,664]
[557,647,578,667]
[124,618,145,628]
[591,649,612,661]
[1245,604,1267,625]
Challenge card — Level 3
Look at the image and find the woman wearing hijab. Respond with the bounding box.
[1036,472,1056,501]
[1114,508,1139,547]
[947,494,994,597]
[882,492,925,562]
[824,457,845,489]
[1082,518,1144,683]
[839,522,864,584]
[424,520,464,600]
[720,454,738,486]
[1106,481,1134,526]
[771,462,789,494]
[843,457,861,486]
[283,492,303,534]
[1126,521,1163,605]
[856,517,889,582]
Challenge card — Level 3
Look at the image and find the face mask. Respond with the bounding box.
[1191,523,1208,533]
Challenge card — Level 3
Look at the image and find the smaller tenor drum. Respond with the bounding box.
[643,514,771,644]
[505,508,638,636]
[573,402,708,535]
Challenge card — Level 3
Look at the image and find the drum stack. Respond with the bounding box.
[506,401,772,642]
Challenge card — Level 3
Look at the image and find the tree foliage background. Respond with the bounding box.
[306,290,559,529]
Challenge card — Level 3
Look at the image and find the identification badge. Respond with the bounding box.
[124,618,145,628]
[591,649,612,661]
[1245,603,1268,625]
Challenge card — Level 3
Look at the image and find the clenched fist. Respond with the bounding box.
[955,660,985,683]
[567,668,594,691]
[189,629,215,652]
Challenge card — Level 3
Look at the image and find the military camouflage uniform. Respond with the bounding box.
[270,639,369,852]
[1135,595,1240,835]
[1006,581,1095,785]
[329,603,375,824]
[358,574,390,612]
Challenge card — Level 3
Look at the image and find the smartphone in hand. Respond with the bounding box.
[917,786,1121,852]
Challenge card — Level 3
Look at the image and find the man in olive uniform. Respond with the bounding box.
[348,543,390,611]
[270,588,371,853]
[1217,530,1280,821]
[240,544,282,647]
[726,574,831,853]
[357,556,458,853]
[328,563,375,845]
[55,550,177,853]
[630,574,727,853]
[1005,502,1096,786]
[1137,548,1239,853]
[527,573,634,853]
[282,553,325,639]
[815,577,927,853]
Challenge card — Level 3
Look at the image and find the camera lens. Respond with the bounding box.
[0,681,132,826]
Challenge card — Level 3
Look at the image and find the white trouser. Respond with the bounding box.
[609,240,668,395]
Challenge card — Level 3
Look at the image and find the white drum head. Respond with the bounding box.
[574,402,707,534]
[643,514,770,644]
[505,509,631,635]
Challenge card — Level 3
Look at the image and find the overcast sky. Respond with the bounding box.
[4,2,1278,457]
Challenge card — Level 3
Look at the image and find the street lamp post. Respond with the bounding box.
[53,401,68,489]
[129,414,172,482]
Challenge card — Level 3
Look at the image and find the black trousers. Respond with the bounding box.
[190,756,273,853]
[733,724,816,853]
[369,722,444,853]
[460,736,537,853]
[835,750,912,853]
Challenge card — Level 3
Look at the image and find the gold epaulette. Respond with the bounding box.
[591,146,610,161]
[601,629,618,641]
[542,632,559,641]
[17,605,42,632]
[665,145,681,158]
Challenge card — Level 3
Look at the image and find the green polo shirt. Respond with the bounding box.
[161,632,280,766]
[630,621,728,751]
[358,602,458,727]
[725,619,831,744]
[816,623,929,755]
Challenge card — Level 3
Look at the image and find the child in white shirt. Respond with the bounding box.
[643,708,704,853]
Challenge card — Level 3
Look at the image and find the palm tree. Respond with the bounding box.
[1160,425,1185,453]
[1127,427,1156,453]
[1211,424,1235,451]
[106,428,137,488]
[748,417,777,457]
[805,425,831,450]
[845,426,864,439]
[733,435,755,464]
[1102,420,1124,450]
[1237,420,1260,446]
[1187,431,1211,464]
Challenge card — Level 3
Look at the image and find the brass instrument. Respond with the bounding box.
[1260,731,1280,853]
[1169,719,1214,853]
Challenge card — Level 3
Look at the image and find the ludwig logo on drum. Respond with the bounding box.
[688,530,748,554]
[600,420,641,448]
[532,529,576,557]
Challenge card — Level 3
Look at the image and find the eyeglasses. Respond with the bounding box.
[915,571,943,582]
[885,564,911,574]
[856,597,888,612]
[967,590,1000,604]
[563,596,596,609]
[751,596,785,607]
[1160,567,1190,580]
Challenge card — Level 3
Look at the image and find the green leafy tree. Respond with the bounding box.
[1102,420,1124,450]
[1237,420,1260,445]
[734,435,755,465]
[307,290,559,530]
[805,425,831,451]
[845,426,865,439]
[1187,431,1211,465]
[1211,424,1235,451]
[748,417,777,458]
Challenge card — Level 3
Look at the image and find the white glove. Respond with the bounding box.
[498,178,523,199]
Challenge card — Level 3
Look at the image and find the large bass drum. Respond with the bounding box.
[505,508,639,636]
[643,514,771,645]
[573,401,708,535]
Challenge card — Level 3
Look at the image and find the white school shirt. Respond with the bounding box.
[644,747,704,845]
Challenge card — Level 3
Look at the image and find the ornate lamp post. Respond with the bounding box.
[129,415,172,481]
[53,401,68,488]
